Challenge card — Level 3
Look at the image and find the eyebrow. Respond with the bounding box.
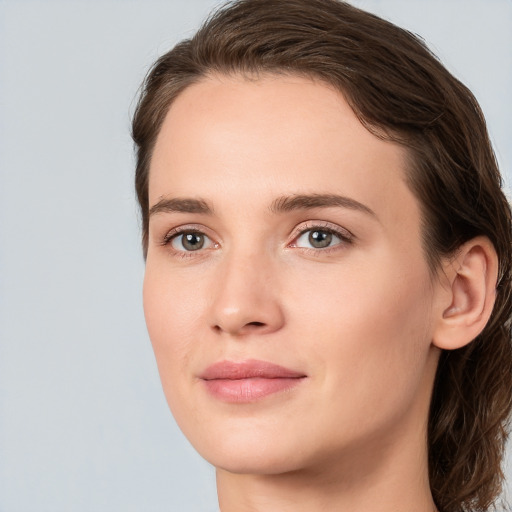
[148,193,376,219]
[149,197,214,217]
[269,193,376,217]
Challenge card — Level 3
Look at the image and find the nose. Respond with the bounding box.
[209,250,285,337]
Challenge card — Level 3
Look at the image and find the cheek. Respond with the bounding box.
[287,251,434,414]
[290,248,432,338]
[143,264,200,379]
[143,257,207,338]
[142,264,208,431]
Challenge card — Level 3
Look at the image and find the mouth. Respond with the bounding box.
[199,359,307,403]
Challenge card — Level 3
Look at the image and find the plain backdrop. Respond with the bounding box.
[0,1,511,511]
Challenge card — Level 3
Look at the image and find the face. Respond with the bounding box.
[144,74,443,476]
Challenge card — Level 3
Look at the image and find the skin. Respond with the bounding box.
[144,74,454,512]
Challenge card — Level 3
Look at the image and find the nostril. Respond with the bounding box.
[212,320,268,335]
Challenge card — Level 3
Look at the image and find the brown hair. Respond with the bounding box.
[132,1,512,510]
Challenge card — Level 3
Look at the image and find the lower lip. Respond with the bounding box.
[202,377,305,403]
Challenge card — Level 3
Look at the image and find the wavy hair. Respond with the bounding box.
[132,1,512,510]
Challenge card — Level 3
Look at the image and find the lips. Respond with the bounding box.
[199,359,307,403]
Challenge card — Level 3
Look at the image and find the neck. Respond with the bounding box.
[216,436,437,512]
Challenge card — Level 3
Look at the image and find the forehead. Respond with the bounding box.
[149,73,418,233]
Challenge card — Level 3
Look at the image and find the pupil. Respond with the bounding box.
[309,230,332,248]
[183,233,204,251]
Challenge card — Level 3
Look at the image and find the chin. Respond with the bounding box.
[184,420,312,475]
[205,445,305,476]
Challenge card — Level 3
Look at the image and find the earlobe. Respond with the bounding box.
[433,237,498,350]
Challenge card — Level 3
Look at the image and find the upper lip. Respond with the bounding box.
[200,359,306,380]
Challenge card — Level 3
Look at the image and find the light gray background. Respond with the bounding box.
[0,1,511,511]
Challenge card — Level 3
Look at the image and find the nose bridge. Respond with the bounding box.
[209,241,284,336]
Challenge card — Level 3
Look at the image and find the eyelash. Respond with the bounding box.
[292,222,354,254]
[160,224,217,259]
[160,222,354,257]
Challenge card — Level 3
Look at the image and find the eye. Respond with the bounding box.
[295,229,341,249]
[169,231,214,252]
[292,224,352,250]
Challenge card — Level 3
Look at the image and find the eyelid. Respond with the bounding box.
[157,220,353,256]
[289,220,354,246]
[161,224,219,248]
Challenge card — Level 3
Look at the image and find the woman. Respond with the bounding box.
[132,1,512,511]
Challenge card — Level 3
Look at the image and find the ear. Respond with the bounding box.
[433,236,498,350]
